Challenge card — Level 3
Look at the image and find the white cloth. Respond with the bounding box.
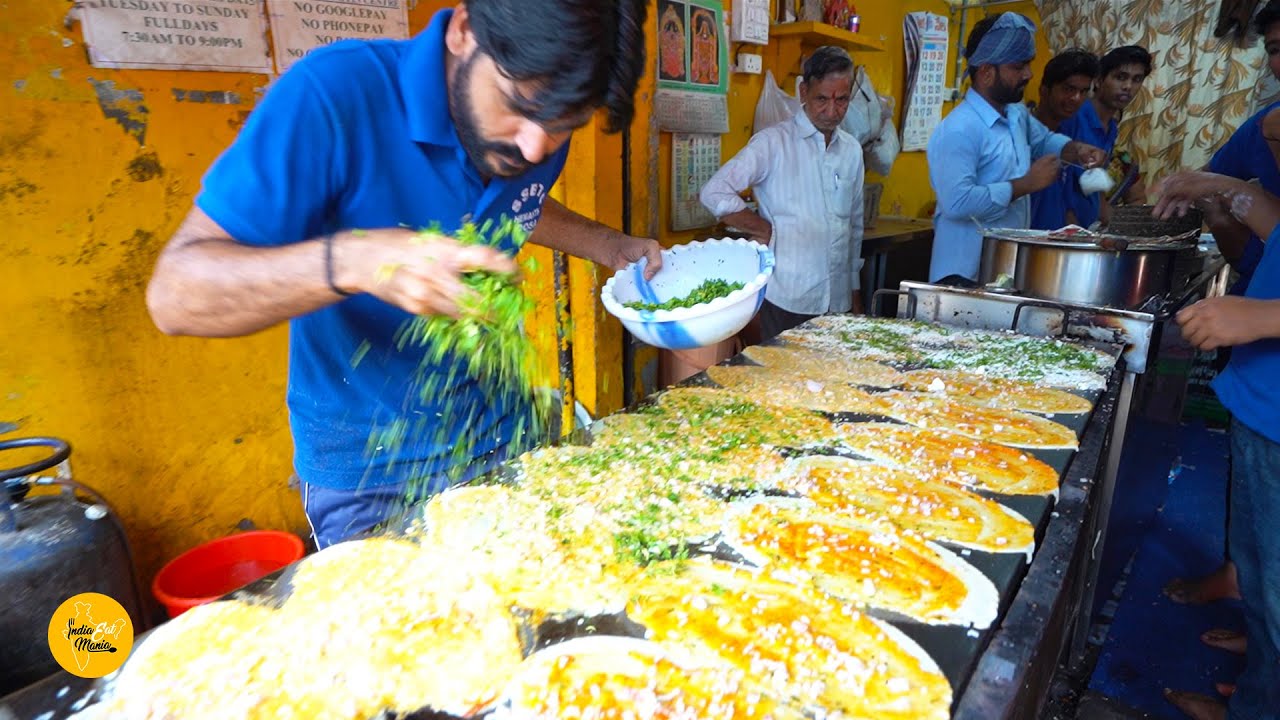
[699,112,865,315]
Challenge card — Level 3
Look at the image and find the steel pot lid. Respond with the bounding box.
[982,226,1199,251]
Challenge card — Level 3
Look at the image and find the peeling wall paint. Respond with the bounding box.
[171,88,243,104]
[87,78,149,144]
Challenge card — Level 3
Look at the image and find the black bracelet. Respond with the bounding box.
[324,233,353,297]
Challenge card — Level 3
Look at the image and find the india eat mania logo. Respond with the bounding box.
[47,592,134,678]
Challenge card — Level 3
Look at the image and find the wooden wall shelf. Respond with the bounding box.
[769,21,887,53]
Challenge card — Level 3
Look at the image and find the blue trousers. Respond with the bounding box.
[300,450,511,548]
[1228,419,1280,720]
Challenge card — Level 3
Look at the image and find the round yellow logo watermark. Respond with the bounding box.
[47,593,134,678]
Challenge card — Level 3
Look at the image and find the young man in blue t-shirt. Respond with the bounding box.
[1032,46,1151,230]
[145,0,659,547]
[1156,171,1280,720]
[1029,50,1099,230]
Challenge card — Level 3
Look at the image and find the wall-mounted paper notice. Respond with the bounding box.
[79,0,273,73]
[266,0,409,72]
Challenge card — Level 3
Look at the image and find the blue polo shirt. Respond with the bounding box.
[1029,167,1071,230]
[1209,101,1280,295]
[1212,228,1280,444]
[1031,101,1117,229]
[196,9,570,490]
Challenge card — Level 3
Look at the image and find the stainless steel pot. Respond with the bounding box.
[979,230,1200,309]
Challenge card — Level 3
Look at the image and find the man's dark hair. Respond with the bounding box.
[802,46,854,84]
[467,0,649,134]
[1255,0,1280,36]
[964,14,1002,79]
[1041,49,1099,88]
[1099,45,1153,78]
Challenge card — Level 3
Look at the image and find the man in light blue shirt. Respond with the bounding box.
[926,13,1106,284]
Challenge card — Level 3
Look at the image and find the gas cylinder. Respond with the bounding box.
[0,437,146,697]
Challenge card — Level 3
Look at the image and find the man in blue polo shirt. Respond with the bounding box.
[1155,171,1280,720]
[145,0,656,547]
[1033,46,1150,230]
[1162,1,1280,613]
[1029,50,1099,230]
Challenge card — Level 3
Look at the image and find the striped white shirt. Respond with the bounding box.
[700,111,865,315]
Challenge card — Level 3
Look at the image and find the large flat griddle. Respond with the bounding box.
[2,328,1125,720]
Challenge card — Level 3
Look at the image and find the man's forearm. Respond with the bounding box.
[147,209,343,338]
[1257,299,1280,339]
[720,210,771,240]
[528,197,620,265]
[1221,181,1280,241]
[1205,211,1252,263]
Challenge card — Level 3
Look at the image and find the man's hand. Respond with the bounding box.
[1152,171,1242,220]
[1063,141,1108,169]
[1176,296,1280,350]
[720,209,773,246]
[336,228,519,317]
[603,233,664,280]
[1013,154,1062,196]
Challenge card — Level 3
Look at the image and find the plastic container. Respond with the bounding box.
[601,238,774,351]
[152,530,304,617]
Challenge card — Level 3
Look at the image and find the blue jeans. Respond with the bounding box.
[300,449,511,548]
[1228,419,1280,720]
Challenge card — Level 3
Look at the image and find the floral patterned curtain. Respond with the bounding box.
[1035,0,1266,187]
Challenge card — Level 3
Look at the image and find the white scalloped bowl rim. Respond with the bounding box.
[600,238,775,322]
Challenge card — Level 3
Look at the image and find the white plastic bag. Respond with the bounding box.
[841,66,883,144]
[754,70,802,134]
[866,119,900,175]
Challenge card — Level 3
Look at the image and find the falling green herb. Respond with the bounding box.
[366,217,555,498]
[623,278,745,312]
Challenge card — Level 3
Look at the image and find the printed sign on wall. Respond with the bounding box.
[79,0,273,73]
[266,0,409,72]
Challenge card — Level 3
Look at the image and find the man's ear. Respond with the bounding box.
[976,65,995,89]
[446,3,477,57]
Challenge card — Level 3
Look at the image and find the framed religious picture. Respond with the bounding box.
[658,0,689,83]
[657,0,729,95]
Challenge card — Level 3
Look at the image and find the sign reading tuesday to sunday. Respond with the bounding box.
[79,0,273,73]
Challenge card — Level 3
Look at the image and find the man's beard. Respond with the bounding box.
[449,53,532,178]
[992,75,1026,105]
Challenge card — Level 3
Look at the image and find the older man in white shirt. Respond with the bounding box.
[700,46,864,341]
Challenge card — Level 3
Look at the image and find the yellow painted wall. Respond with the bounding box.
[1,0,301,607]
[0,0,620,603]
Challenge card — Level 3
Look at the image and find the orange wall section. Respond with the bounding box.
[1,0,302,602]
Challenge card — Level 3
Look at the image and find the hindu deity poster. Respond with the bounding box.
[657,0,729,95]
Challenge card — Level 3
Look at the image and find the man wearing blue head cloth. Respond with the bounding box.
[926,12,1108,285]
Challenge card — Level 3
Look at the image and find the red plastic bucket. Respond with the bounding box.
[152,530,305,618]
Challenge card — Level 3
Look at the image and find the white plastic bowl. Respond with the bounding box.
[600,238,775,350]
